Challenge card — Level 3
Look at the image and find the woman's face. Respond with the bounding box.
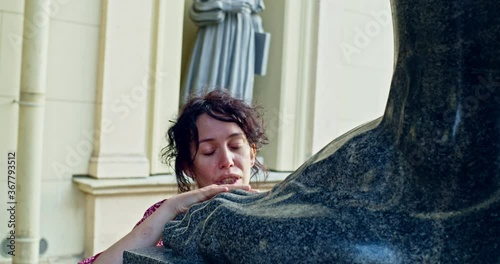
[188,114,256,188]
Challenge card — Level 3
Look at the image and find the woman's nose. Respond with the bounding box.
[218,148,234,169]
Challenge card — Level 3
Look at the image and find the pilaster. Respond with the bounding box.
[254,0,319,171]
[89,0,154,178]
[147,0,184,174]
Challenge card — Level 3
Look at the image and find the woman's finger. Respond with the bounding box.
[171,184,252,213]
[196,184,251,200]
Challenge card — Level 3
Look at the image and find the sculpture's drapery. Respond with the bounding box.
[182,0,269,103]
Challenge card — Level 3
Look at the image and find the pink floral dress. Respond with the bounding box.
[78,199,166,264]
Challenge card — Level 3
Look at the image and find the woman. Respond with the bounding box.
[80,89,268,264]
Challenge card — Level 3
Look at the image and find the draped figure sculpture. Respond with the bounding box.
[182,0,270,104]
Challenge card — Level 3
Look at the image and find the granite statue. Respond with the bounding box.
[124,0,499,262]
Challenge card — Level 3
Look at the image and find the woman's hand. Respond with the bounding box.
[92,184,253,264]
[167,184,252,214]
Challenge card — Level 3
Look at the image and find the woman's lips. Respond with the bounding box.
[216,175,242,185]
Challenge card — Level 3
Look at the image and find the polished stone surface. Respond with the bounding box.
[131,0,500,263]
[123,247,202,264]
[123,247,169,264]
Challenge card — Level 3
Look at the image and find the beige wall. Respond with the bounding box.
[253,0,393,170]
[312,0,393,153]
[179,0,197,101]
[0,0,394,263]
[42,0,101,258]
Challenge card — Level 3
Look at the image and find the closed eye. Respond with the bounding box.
[228,138,245,150]
[202,151,215,156]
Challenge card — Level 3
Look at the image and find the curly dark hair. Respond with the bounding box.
[161,89,269,193]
